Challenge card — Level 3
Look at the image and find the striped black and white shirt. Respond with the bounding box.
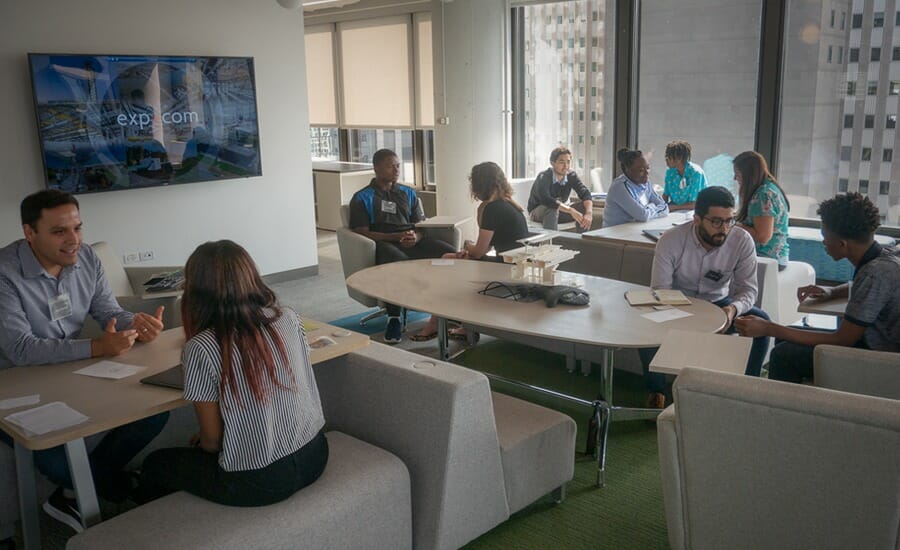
[182,308,325,472]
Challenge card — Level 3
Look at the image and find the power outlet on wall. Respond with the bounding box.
[123,252,140,265]
[139,250,155,262]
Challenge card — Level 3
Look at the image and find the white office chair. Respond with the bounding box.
[335,201,462,325]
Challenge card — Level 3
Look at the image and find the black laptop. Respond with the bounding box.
[140,364,184,390]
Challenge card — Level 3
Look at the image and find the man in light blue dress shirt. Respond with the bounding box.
[603,148,669,227]
[0,190,169,531]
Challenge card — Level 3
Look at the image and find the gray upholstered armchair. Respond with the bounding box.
[83,241,183,336]
[813,344,900,400]
[658,367,900,550]
[335,201,461,325]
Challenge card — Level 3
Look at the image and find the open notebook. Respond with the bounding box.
[624,289,691,306]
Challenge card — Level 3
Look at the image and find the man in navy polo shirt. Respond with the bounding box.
[735,192,900,382]
[349,148,455,343]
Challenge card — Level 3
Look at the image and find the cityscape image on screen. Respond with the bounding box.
[28,54,262,194]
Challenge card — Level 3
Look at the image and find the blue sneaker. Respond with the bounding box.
[384,316,402,344]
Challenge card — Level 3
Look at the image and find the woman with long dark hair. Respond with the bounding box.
[733,151,791,269]
[411,161,529,341]
[134,240,327,506]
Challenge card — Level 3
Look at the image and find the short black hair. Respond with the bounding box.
[550,146,572,163]
[818,192,880,242]
[372,148,397,167]
[616,147,643,172]
[665,140,692,162]
[694,186,735,218]
[21,190,79,230]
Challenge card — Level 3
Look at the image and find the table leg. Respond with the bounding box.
[437,317,449,361]
[64,439,101,527]
[14,442,40,550]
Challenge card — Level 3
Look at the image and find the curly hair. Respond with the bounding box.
[818,192,881,241]
[665,141,692,163]
[616,147,643,173]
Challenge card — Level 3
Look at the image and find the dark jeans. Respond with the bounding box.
[0,412,169,501]
[639,298,771,393]
[134,430,328,507]
[768,336,867,384]
[375,236,456,316]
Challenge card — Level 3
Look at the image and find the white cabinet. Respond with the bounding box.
[313,162,374,230]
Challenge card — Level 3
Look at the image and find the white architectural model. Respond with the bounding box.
[499,233,579,284]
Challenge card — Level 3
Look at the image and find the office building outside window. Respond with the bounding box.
[515,0,613,188]
[638,0,761,198]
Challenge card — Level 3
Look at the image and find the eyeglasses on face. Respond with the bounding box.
[703,216,737,228]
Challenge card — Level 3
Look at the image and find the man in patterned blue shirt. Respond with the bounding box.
[663,140,706,211]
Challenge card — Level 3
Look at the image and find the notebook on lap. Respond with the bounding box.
[140,364,184,390]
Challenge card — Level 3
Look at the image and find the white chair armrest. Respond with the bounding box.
[814,345,900,400]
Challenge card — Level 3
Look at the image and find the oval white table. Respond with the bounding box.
[346,259,727,485]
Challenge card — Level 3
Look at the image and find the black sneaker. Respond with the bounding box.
[384,316,402,344]
[42,487,84,533]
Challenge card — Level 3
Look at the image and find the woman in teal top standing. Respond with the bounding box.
[663,140,707,211]
[734,151,791,270]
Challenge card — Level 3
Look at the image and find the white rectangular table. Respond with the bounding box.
[581,211,695,248]
[649,329,752,376]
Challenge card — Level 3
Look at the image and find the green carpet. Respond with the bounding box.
[452,340,670,550]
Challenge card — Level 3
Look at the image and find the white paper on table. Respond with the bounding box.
[74,360,145,380]
[0,394,40,410]
[431,259,455,266]
[641,308,694,323]
[4,402,89,436]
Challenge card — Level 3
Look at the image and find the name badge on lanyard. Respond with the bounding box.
[680,177,687,190]
[48,293,73,322]
[638,193,649,206]
[381,200,397,214]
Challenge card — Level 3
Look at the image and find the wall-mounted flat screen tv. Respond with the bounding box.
[28,54,262,194]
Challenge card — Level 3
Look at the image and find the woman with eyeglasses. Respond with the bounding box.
[663,140,707,211]
[733,151,791,270]
[411,161,529,341]
[603,147,669,227]
[134,240,328,506]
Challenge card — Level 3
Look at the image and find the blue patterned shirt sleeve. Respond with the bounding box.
[663,162,707,205]
[746,180,790,265]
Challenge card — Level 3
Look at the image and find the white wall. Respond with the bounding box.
[432,0,507,221]
[0,0,317,275]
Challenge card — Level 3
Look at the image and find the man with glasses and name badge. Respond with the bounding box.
[637,186,771,409]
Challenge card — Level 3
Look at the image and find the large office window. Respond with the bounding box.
[637,0,762,198]
[349,129,414,182]
[512,0,613,189]
[304,13,434,188]
[777,1,899,226]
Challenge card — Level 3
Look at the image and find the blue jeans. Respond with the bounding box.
[639,298,771,393]
[1,412,169,501]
